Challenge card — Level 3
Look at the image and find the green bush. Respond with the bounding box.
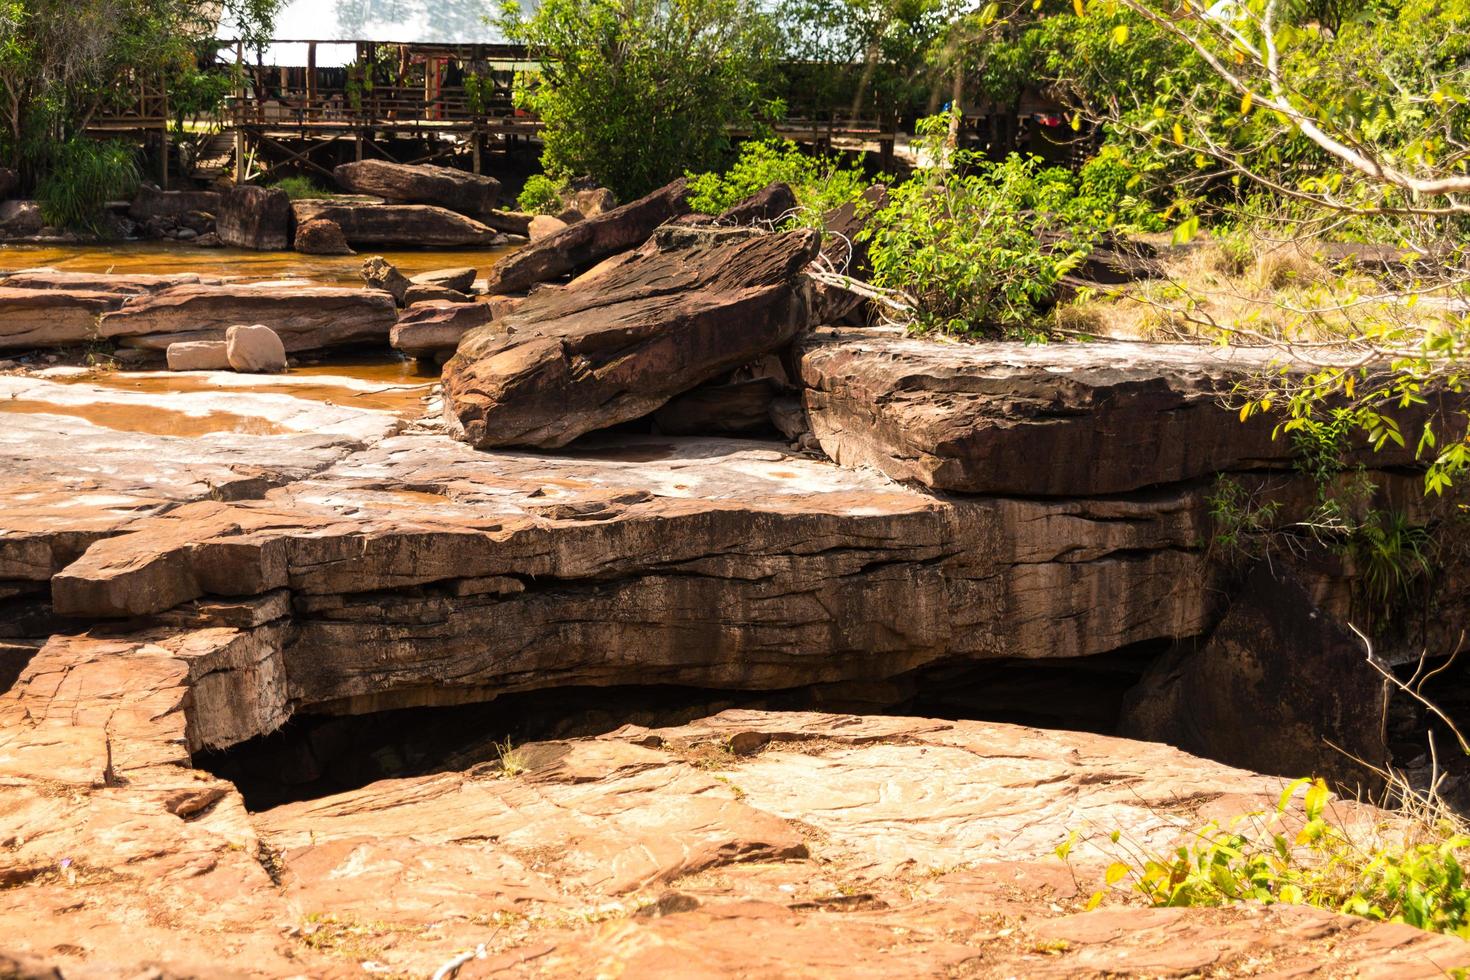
[270,176,326,201]
[1072,777,1470,940]
[686,138,868,224]
[35,139,140,232]
[860,120,1089,338]
[517,173,566,214]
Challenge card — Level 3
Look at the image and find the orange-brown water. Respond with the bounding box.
[0,398,289,437]
[0,241,519,287]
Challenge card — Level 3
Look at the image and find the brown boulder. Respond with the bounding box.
[410,267,477,293]
[529,214,569,240]
[293,217,354,255]
[361,255,411,304]
[0,269,214,295]
[403,283,468,305]
[333,160,501,215]
[128,185,222,221]
[445,225,819,449]
[292,200,502,248]
[718,181,798,226]
[477,209,534,236]
[0,287,124,349]
[391,301,497,361]
[216,185,291,250]
[566,185,616,218]
[97,283,397,352]
[482,177,692,295]
[165,339,229,371]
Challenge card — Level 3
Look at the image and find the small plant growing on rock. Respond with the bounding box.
[517,174,567,215]
[493,737,528,777]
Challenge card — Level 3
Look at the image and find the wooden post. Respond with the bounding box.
[307,42,317,120]
[234,42,246,184]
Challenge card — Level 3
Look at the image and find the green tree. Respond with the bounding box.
[498,0,781,200]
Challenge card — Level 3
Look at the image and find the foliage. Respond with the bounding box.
[858,113,1091,337]
[1204,475,1283,565]
[1071,777,1470,939]
[517,173,567,215]
[1346,509,1433,618]
[34,138,139,231]
[269,175,325,201]
[685,138,869,224]
[498,0,781,200]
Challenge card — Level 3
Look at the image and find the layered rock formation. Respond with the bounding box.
[445,226,819,448]
[334,159,502,215]
[292,200,506,248]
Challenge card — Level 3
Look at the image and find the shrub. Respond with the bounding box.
[686,138,868,224]
[1072,777,1470,940]
[270,176,326,201]
[35,139,139,232]
[860,124,1090,337]
[517,173,566,214]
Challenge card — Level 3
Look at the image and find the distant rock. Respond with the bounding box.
[293,200,503,248]
[528,214,568,241]
[0,200,44,240]
[0,286,124,349]
[361,255,411,304]
[333,160,501,216]
[128,185,222,222]
[482,177,692,295]
[225,323,288,374]
[718,181,797,226]
[216,185,291,250]
[410,267,477,293]
[294,217,354,255]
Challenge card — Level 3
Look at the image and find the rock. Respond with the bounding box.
[477,209,534,237]
[165,340,230,371]
[97,283,397,352]
[175,228,198,241]
[361,255,412,304]
[0,269,214,295]
[192,231,222,248]
[1122,563,1390,788]
[820,184,887,276]
[390,301,497,361]
[128,185,223,221]
[445,225,819,449]
[0,167,17,201]
[566,185,616,218]
[403,283,469,305]
[555,205,585,224]
[653,377,782,435]
[333,160,501,215]
[0,200,44,239]
[293,200,503,248]
[0,287,125,349]
[225,323,288,374]
[483,177,693,295]
[529,214,569,240]
[794,328,1429,496]
[293,217,354,255]
[410,267,477,293]
[216,185,292,250]
[718,181,797,226]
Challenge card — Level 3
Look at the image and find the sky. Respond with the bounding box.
[218,0,516,64]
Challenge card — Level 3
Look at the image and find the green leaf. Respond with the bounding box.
[1172,215,1200,245]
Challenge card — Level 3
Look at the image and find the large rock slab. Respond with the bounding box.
[216,185,291,250]
[390,300,496,360]
[0,287,125,349]
[98,282,398,351]
[333,160,501,215]
[292,200,503,247]
[482,177,692,294]
[445,226,819,449]
[795,329,1430,496]
[0,268,216,295]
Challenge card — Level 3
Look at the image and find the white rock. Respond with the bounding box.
[225,323,287,374]
[165,340,230,371]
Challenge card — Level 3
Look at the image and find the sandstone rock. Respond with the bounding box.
[391,301,497,360]
[529,214,568,240]
[361,255,411,304]
[0,269,214,295]
[0,287,123,349]
[445,225,819,448]
[1122,563,1390,787]
[795,329,1429,496]
[293,200,502,247]
[0,200,43,239]
[718,181,797,226]
[483,177,693,294]
[566,185,616,218]
[410,266,477,293]
[292,216,354,255]
[653,377,782,435]
[165,340,229,371]
[477,208,534,237]
[225,323,287,374]
[333,160,501,215]
[821,184,887,276]
[128,185,222,222]
[216,185,291,250]
[403,283,468,305]
[98,283,397,352]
